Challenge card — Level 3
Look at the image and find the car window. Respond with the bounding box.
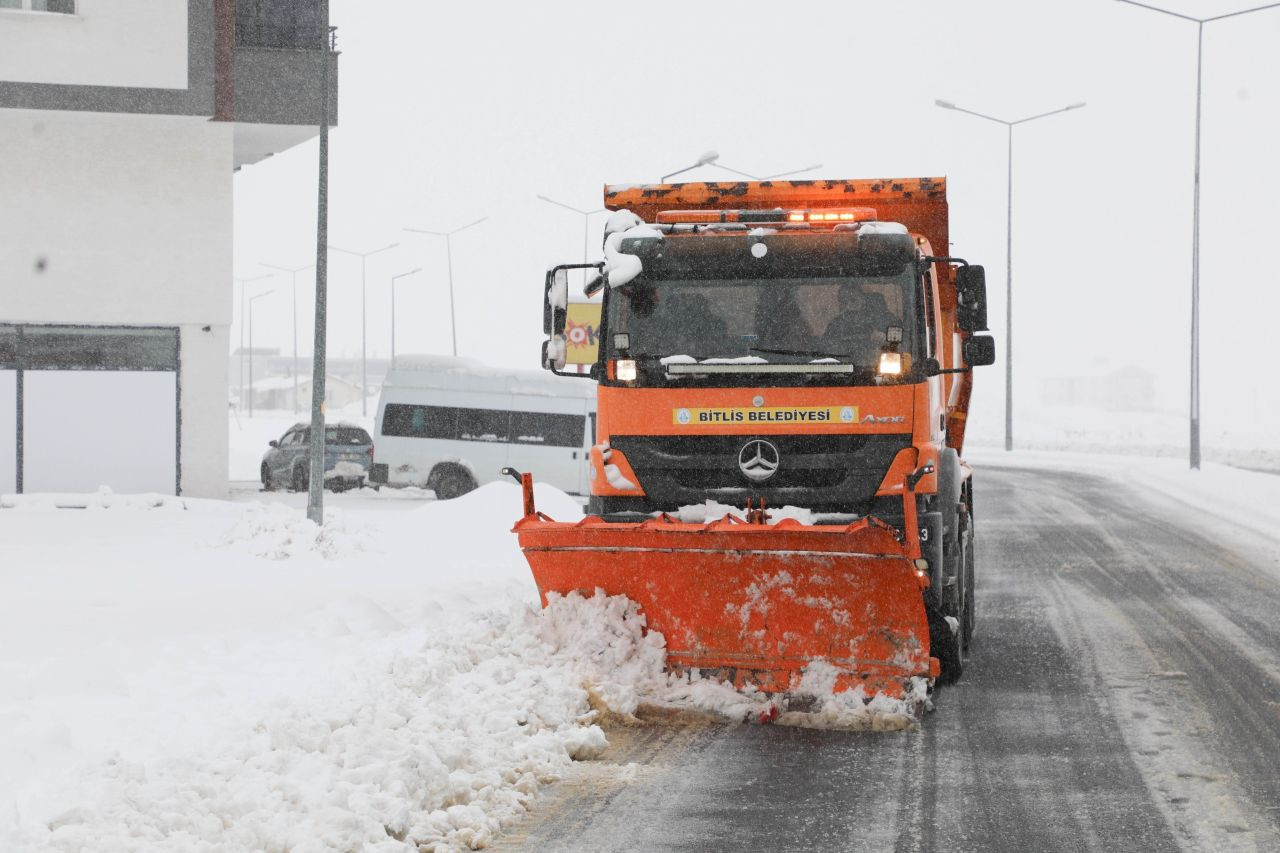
[326,427,371,445]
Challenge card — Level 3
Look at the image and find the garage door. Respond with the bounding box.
[13,326,179,495]
[23,371,177,494]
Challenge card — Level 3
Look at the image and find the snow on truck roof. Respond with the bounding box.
[384,354,595,399]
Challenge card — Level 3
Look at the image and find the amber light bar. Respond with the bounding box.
[655,207,879,225]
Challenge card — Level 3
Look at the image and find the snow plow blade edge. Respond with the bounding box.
[514,512,938,697]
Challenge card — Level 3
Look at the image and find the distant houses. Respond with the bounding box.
[1040,363,1157,411]
[248,374,366,413]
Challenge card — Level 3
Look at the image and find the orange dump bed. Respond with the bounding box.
[604,177,948,254]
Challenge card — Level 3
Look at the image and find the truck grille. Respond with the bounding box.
[610,433,912,513]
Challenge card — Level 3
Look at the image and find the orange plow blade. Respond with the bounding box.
[514,508,938,698]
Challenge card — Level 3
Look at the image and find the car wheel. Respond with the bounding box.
[291,465,307,493]
[261,463,274,492]
[432,466,477,500]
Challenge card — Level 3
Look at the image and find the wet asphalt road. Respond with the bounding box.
[494,465,1280,852]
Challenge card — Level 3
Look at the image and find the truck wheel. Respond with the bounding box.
[937,449,964,629]
[431,466,476,501]
[961,508,976,650]
[927,599,963,686]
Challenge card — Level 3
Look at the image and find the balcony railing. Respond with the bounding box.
[235,0,327,50]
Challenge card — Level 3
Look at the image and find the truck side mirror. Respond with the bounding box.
[956,265,989,332]
[543,267,569,335]
[963,334,996,367]
[541,335,567,371]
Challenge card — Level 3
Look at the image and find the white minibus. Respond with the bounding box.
[370,355,596,498]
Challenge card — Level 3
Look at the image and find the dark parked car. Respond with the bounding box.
[261,423,374,492]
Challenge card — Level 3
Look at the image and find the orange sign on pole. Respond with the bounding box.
[565,302,601,366]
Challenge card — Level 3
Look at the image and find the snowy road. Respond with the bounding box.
[496,465,1280,852]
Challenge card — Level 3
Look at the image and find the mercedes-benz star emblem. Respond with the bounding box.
[738,439,780,483]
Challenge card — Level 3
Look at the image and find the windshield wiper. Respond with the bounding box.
[749,346,848,359]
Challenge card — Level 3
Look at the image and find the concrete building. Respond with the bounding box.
[0,0,337,497]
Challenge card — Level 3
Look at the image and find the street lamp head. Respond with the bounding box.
[696,150,719,166]
[935,99,957,110]
[1066,101,1087,110]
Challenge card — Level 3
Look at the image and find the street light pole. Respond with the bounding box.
[1114,0,1280,469]
[536,195,606,286]
[390,267,423,364]
[327,241,399,415]
[708,162,825,180]
[661,150,823,183]
[247,289,273,418]
[308,23,337,525]
[262,262,314,414]
[233,273,271,414]
[935,98,1087,452]
[403,217,488,357]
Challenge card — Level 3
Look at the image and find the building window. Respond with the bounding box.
[19,326,178,371]
[0,1,77,12]
[382,403,587,449]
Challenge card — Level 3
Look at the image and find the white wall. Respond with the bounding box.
[180,322,229,498]
[0,110,232,326]
[0,109,233,498]
[0,0,187,90]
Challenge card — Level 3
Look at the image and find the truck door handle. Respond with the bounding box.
[572,451,578,459]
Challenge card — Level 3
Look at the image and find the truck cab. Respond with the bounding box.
[543,179,993,525]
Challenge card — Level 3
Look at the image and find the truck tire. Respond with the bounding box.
[959,507,975,653]
[430,465,476,501]
[936,449,964,630]
[927,599,963,685]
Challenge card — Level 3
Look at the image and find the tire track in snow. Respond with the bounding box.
[1034,469,1280,848]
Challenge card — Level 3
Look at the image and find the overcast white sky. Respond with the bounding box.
[232,0,1280,439]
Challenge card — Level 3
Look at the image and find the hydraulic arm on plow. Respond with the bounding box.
[516,178,995,698]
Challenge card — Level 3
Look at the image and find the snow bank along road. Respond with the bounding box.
[495,464,1280,853]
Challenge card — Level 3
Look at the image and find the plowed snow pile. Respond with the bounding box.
[2,482,917,853]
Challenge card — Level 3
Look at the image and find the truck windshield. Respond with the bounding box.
[607,268,919,367]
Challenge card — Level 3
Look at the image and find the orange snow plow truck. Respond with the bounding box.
[512,177,995,697]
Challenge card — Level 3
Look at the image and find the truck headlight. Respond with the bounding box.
[877,351,903,376]
[616,359,637,382]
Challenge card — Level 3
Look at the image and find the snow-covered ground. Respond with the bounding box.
[2,476,915,852]
[4,416,1274,851]
[965,401,1278,473]
[966,447,1280,559]
[2,483,589,851]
